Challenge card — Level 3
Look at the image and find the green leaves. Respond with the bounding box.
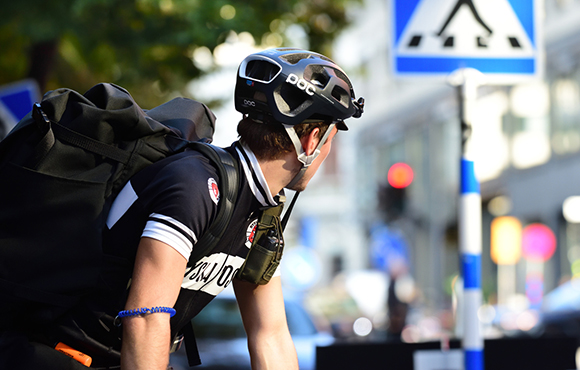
[1,0,360,106]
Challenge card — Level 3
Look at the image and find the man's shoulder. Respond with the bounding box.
[139,149,220,184]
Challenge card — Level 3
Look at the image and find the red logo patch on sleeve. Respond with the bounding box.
[208,178,220,205]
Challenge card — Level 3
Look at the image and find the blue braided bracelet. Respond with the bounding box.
[115,306,176,326]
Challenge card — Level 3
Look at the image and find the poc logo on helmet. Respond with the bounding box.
[286,73,315,96]
[243,99,256,107]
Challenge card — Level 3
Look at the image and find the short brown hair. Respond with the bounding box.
[237,117,331,160]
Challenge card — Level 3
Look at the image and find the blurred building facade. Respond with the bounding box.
[288,0,580,325]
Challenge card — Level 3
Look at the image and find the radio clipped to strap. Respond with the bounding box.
[236,197,286,285]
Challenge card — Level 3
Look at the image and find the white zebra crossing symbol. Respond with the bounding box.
[397,0,533,57]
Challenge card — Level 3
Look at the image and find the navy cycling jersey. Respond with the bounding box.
[103,141,281,336]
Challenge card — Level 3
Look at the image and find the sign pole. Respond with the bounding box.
[391,1,542,368]
[451,68,484,370]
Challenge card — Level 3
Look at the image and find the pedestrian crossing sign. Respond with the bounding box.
[0,79,40,122]
[392,0,543,83]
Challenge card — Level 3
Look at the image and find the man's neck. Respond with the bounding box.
[257,153,300,197]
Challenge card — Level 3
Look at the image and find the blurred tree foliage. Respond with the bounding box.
[0,0,359,108]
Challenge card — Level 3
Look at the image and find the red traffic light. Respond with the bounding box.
[388,163,414,189]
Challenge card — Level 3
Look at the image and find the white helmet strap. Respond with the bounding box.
[284,123,336,189]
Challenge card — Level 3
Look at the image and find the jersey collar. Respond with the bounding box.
[235,142,278,207]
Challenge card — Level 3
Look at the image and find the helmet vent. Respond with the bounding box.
[280,53,312,65]
[274,84,313,115]
[280,52,334,65]
[244,60,281,83]
[331,68,353,91]
[331,86,350,107]
[304,65,330,88]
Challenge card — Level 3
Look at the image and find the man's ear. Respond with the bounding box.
[299,128,321,156]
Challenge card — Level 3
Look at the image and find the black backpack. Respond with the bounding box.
[0,83,239,342]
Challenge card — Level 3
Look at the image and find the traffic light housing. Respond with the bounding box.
[379,184,407,222]
[378,163,413,222]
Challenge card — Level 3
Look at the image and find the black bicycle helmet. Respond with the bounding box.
[234,48,364,128]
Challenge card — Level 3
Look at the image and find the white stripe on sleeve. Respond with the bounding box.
[141,214,197,260]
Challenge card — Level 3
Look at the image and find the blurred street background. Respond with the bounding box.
[4,0,580,369]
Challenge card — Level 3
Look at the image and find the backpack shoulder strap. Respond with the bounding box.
[178,142,239,367]
[187,142,240,265]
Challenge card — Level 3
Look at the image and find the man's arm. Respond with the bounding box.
[233,276,299,370]
[121,237,188,370]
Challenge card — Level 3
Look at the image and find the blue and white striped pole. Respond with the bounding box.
[451,68,484,370]
[460,158,483,370]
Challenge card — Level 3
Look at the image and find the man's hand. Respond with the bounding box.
[233,277,299,370]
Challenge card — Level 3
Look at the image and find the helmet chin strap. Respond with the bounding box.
[284,123,336,189]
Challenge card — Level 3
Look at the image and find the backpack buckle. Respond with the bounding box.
[32,103,50,127]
